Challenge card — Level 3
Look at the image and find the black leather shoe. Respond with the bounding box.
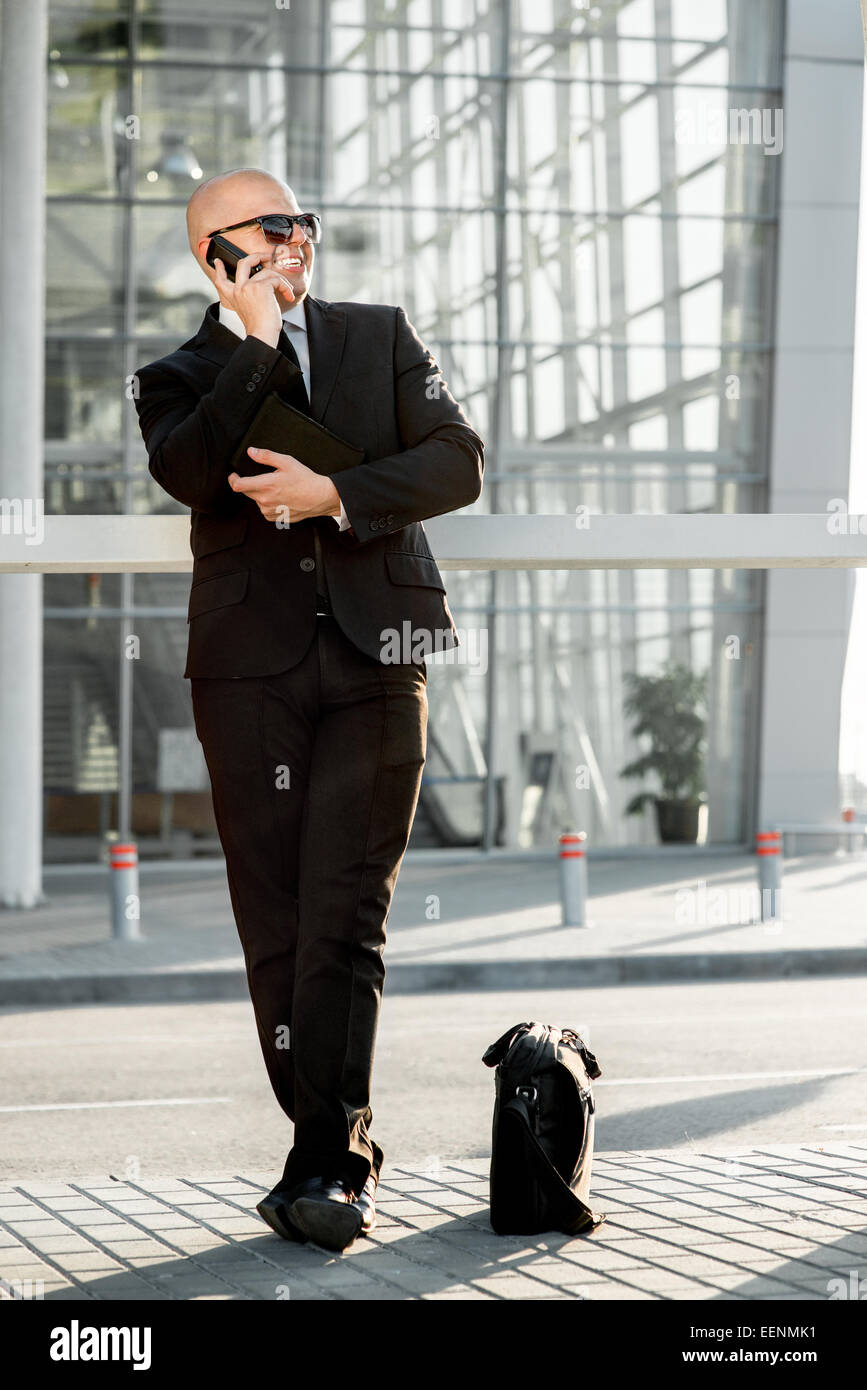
[353,1174,377,1234]
[256,1184,307,1243]
[288,1176,363,1252]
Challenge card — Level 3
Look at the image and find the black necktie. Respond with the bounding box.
[277,325,332,613]
[277,328,310,414]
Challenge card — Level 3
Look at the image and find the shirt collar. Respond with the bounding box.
[217,297,308,340]
[281,300,307,333]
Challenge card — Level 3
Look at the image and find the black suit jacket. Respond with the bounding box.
[133,297,484,678]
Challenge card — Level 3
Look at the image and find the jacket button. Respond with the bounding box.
[300,557,315,572]
[257,363,267,371]
[386,513,394,523]
[252,371,263,382]
[245,383,256,392]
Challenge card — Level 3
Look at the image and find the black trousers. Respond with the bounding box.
[190,614,427,1195]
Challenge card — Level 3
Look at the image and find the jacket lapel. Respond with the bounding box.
[191,302,244,368]
[304,295,347,422]
[192,298,347,425]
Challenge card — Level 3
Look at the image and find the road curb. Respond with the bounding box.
[1,946,866,1005]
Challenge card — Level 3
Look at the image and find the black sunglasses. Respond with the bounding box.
[207,212,322,244]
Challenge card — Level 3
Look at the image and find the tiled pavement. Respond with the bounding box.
[1,1145,865,1301]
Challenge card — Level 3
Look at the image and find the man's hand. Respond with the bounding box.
[228,447,341,524]
[213,253,293,348]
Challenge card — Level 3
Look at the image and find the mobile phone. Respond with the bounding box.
[206,234,263,283]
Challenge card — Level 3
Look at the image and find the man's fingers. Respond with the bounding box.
[234,251,265,287]
[247,447,302,470]
[213,255,264,303]
[213,257,233,303]
[269,262,296,293]
[247,447,278,465]
[228,472,273,495]
[243,269,291,295]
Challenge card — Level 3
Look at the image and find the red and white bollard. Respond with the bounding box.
[559,831,588,927]
[842,806,857,854]
[110,840,141,941]
[755,829,782,922]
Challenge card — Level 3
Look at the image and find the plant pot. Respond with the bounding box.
[654,798,703,844]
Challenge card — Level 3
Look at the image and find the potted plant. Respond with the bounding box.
[619,661,708,843]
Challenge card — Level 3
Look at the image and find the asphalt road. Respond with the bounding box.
[1,977,865,1182]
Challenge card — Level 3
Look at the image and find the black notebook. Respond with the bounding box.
[230,392,366,478]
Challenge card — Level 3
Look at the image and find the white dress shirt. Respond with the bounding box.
[218,299,350,531]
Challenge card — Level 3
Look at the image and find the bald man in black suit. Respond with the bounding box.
[134,168,484,1251]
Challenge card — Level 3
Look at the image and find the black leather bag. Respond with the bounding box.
[482,1021,605,1236]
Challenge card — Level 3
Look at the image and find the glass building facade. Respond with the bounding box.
[43,0,785,853]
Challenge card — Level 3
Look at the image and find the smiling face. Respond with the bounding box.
[188,169,315,305]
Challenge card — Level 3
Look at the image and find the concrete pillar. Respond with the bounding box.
[0,0,48,906]
[757,0,864,834]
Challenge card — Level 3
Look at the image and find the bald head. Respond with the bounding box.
[187,168,299,264]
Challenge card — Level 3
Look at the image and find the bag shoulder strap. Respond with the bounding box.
[503,1094,605,1234]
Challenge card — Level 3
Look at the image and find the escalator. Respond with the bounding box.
[409,727,505,848]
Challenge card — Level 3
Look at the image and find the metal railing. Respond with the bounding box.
[3,511,867,572]
[3,509,867,914]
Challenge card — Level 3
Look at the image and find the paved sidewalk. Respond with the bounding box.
[0,851,865,1000]
[1,1145,864,1301]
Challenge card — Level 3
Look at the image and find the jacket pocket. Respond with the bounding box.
[191,511,249,558]
[188,568,249,622]
[385,551,446,591]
